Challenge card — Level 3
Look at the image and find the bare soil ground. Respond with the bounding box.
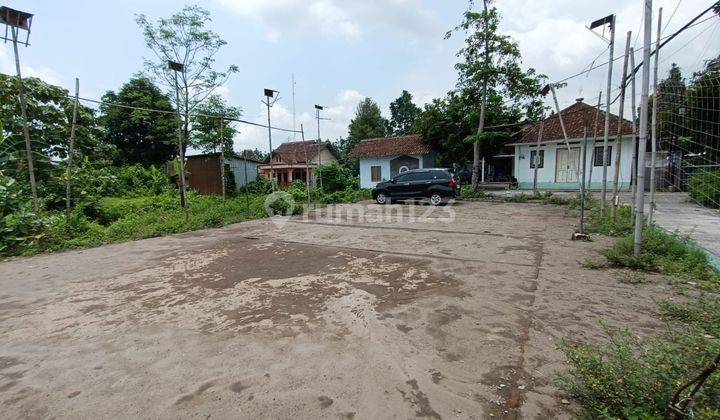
[0,201,675,419]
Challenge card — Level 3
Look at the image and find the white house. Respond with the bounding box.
[350,135,437,189]
[510,101,636,190]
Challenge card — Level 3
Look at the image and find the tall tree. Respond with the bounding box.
[191,95,241,154]
[389,90,421,135]
[0,74,105,183]
[446,0,546,188]
[343,98,388,174]
[136,5,238,149]
[100,75,178,166]
[347,98,388,145]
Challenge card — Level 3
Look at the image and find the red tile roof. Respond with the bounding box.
[349,135,433,158]
[271,140,330,164]
[516,101,634,144]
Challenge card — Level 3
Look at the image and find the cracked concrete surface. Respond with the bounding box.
[0,201,675,419]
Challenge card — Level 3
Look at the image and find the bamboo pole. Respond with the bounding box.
[65,78,79,220]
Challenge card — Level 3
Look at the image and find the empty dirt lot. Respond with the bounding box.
[1,201,673,419]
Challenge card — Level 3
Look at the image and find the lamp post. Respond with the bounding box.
[314,104,329,190]
[168,60,189,221]
[263,89,279,190]
[1,6,38,211]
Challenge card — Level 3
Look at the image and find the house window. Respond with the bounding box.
[530,150,544,168]
[593,146,612,166]
[371,166,382,182]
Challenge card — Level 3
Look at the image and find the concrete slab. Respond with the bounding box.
[0,201,675,419]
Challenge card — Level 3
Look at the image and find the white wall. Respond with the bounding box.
[312,148,338,166]
[513,136,634,189]
[358,154,425,189]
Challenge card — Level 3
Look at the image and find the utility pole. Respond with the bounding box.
[532,120,544,195]
[263,88,279,190]
[300,124,312,207]
[634,0,652,258]
[292,73,296,141]
[169,60,189,221]
[630,47,639,216]
[2,7,38,211]
[580,125,589,234]
[66,78,79,220]
[219,116,226,200]
[648,7,662,224]
[587,92,603,191]
[472,0,491,190]
[314,104,329,191]
[589,13,616,219]
[611,31,632,223]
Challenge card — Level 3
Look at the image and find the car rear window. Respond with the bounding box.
[430,170,451,180]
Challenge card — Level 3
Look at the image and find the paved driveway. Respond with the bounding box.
[0,201,672,419]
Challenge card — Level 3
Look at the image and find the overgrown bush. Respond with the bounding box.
[557,323,720,419]
[688,170,720,209]
[460,187,487,200]
[244,176,273,195]
[603,225,719,288]
[0,173,47,255]
[316,162,358,193]
[585,203,634,237]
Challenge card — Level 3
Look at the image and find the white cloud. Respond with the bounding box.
[213,0,442,41]
[0,44,63,87]
[233,88,367,153]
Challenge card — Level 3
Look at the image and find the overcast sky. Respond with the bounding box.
[1,0,718,153]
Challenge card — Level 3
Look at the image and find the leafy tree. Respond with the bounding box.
[413,89,517,167]
[445,0,546,187]
[191,95,241,154]
[136,5,238,149]
[348,98,388,145]
[99,75,178,167]
[240,148,268,162]
[389,90,421,135]
[0,74,105,185]
[342,98,388,174]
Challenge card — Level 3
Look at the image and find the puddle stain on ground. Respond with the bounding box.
[58,240,462,335]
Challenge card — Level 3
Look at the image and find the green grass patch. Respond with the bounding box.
[557,323,720,419]
[581,258,608,270]
[603,225,720,291]
[617,272,648,284]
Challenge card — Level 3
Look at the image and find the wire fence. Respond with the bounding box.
[651,71,720,211]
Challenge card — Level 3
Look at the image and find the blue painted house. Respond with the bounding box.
[350,135,437,189]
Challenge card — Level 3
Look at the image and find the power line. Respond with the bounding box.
[662,0,683,36]
[75,95,302,134]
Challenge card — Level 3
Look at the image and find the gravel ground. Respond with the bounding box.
[0,200,675,419]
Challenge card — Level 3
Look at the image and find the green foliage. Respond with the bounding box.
[316,163,358,193]
[659,294,720,337]
[190,95,242,154]
[557,323,720,419]
[688,170,720,209]
[581,258,607,270]
[603,225,720,288]
[0,74,109,182]
[585,203,634,237]
[617,272,648,284]
[0,172,45,255]
[389,90,421,135]
[99,75,178,166]
[460,187,487,200]
[244,176,273,195]
[340,98,389,173]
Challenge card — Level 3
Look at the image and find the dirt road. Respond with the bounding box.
[0,201,671,419]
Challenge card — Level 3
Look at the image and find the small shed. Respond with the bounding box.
[168,153,260,195]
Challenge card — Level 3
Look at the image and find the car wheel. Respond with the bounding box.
[429,193,443,206]
[376,192,388,204]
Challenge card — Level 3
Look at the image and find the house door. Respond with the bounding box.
[556,147,580,183]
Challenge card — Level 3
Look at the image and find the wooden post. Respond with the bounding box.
[219,116,226,200]
[630,47,639,217]
[532,120,544,194]
[65,78,79,220]
[10,26,39,212]
[587,92,603,192]
[648,8,662,224]
[550,85,583,191]
[611,31,632,223]
[173,71,189,221]
[600,14,616,219]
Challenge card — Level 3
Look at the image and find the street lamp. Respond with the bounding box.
[314,104,329,190]
[168,60,189,220]
[263,89,279,189]
[1,6,38,210]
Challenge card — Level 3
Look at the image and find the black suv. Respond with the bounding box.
[372,168,460,205]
